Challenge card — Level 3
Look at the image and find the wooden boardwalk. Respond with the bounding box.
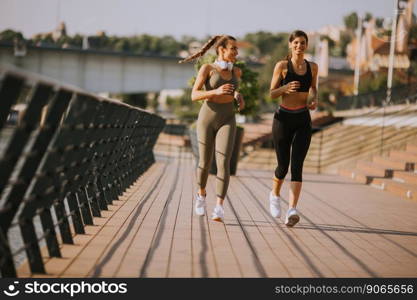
[17,148,417,278]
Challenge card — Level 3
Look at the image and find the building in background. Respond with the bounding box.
[346,0,414,72]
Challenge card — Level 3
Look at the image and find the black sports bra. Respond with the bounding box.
[280,59,312,92]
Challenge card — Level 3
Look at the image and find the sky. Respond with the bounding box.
[1,0,416,39]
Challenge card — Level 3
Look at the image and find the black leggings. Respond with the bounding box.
[272,107,312,182]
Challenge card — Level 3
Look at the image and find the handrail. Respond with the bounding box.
[0,65,165,277]
[336,84,417,110]
[308,104,417,154]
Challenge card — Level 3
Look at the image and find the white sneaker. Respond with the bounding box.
[195,194,206,216]
[211,205,224,222]
[269,191,281,218]
[285,208,300,227]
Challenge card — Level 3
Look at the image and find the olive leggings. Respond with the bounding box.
[197,101,236,199]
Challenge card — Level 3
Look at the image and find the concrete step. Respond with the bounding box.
[356,160,393,178]
[390,150,417,162]
[339,167,371,184]
[406,143,417,153]
[371,178,417,200]
[373,156,414,171]
[393,171,417,185]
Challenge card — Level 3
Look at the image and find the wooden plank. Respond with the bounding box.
[61,161,168,277]
[113,156,181,277]
[189,155,219,278]
[16,162,161,277]
[167,153,194,277]
[141,150,186,277]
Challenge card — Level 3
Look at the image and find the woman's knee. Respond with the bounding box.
[275,165,288,179]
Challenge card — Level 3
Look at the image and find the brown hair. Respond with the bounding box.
[286,30,309,60]
[178,35,236,63]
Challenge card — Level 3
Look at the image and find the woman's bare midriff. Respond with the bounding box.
[281,92,309,108]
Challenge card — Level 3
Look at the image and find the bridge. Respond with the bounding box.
[0,43,196,93]
[0,65,417,278]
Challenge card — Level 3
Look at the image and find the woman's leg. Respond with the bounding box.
[214,120,236,205]
[272,177,285,197]
[289,122,312,208]
[272,116,293,196]
[196,117,215,196]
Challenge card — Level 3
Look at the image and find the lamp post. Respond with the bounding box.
[386,0,401,105]
[381,0,401,154]
[353,16,363,97]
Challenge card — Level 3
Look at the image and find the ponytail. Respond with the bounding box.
[178,35,236,64]
[178,35,221,64]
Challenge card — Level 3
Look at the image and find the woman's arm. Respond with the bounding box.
[191,64,234,101]
[308,62,319,110]
[233,67,245,111]
[269,61,299,99]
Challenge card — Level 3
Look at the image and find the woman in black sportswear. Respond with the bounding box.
[268,30,318,227]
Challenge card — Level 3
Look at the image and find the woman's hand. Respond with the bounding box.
[284,81,300,94]
[308,98,318,110]
[215,83,235,96]
[235,92,245,111]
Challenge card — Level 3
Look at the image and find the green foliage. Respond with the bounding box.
[344,12,358,31]
[243,31,287,56]
[409,24,417,43]
[364,12,373,22]
[0,29,188,56]
[410,61,417,79]
[358,71,402,94]
[321,35,336,52]
[339,31,352,56]
[234,60,260,116]
[258,36,289,103]
[166,89,201,122]
[321,35,335,48]
[375,18,385,28]
[317,87,337,113]
[0,29,23,42]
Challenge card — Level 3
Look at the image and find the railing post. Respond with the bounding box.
[0,227,17,277]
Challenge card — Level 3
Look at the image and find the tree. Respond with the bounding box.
[409,24,417,43]
[0,29,24,42]
[257,35,289,103]
[160,35,182,56]
[114,39,130,52]
[69,34,83,48]
[321,35,335,50]
[243,31,287,57]
[375,18,385,28]
[364,12,373,22]
[339,31,352,57]
[344,12,358,31]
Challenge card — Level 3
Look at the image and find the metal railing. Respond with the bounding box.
[0,66,165,277]
[305,92,417,173]
[336,84,417,111]
[237,92,417,173]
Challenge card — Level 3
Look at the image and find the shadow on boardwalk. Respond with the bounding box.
[16,148,417,278]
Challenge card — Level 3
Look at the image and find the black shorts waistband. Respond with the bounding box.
[277,106,309,114]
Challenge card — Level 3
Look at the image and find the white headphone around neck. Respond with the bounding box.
[214,60,233,71]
